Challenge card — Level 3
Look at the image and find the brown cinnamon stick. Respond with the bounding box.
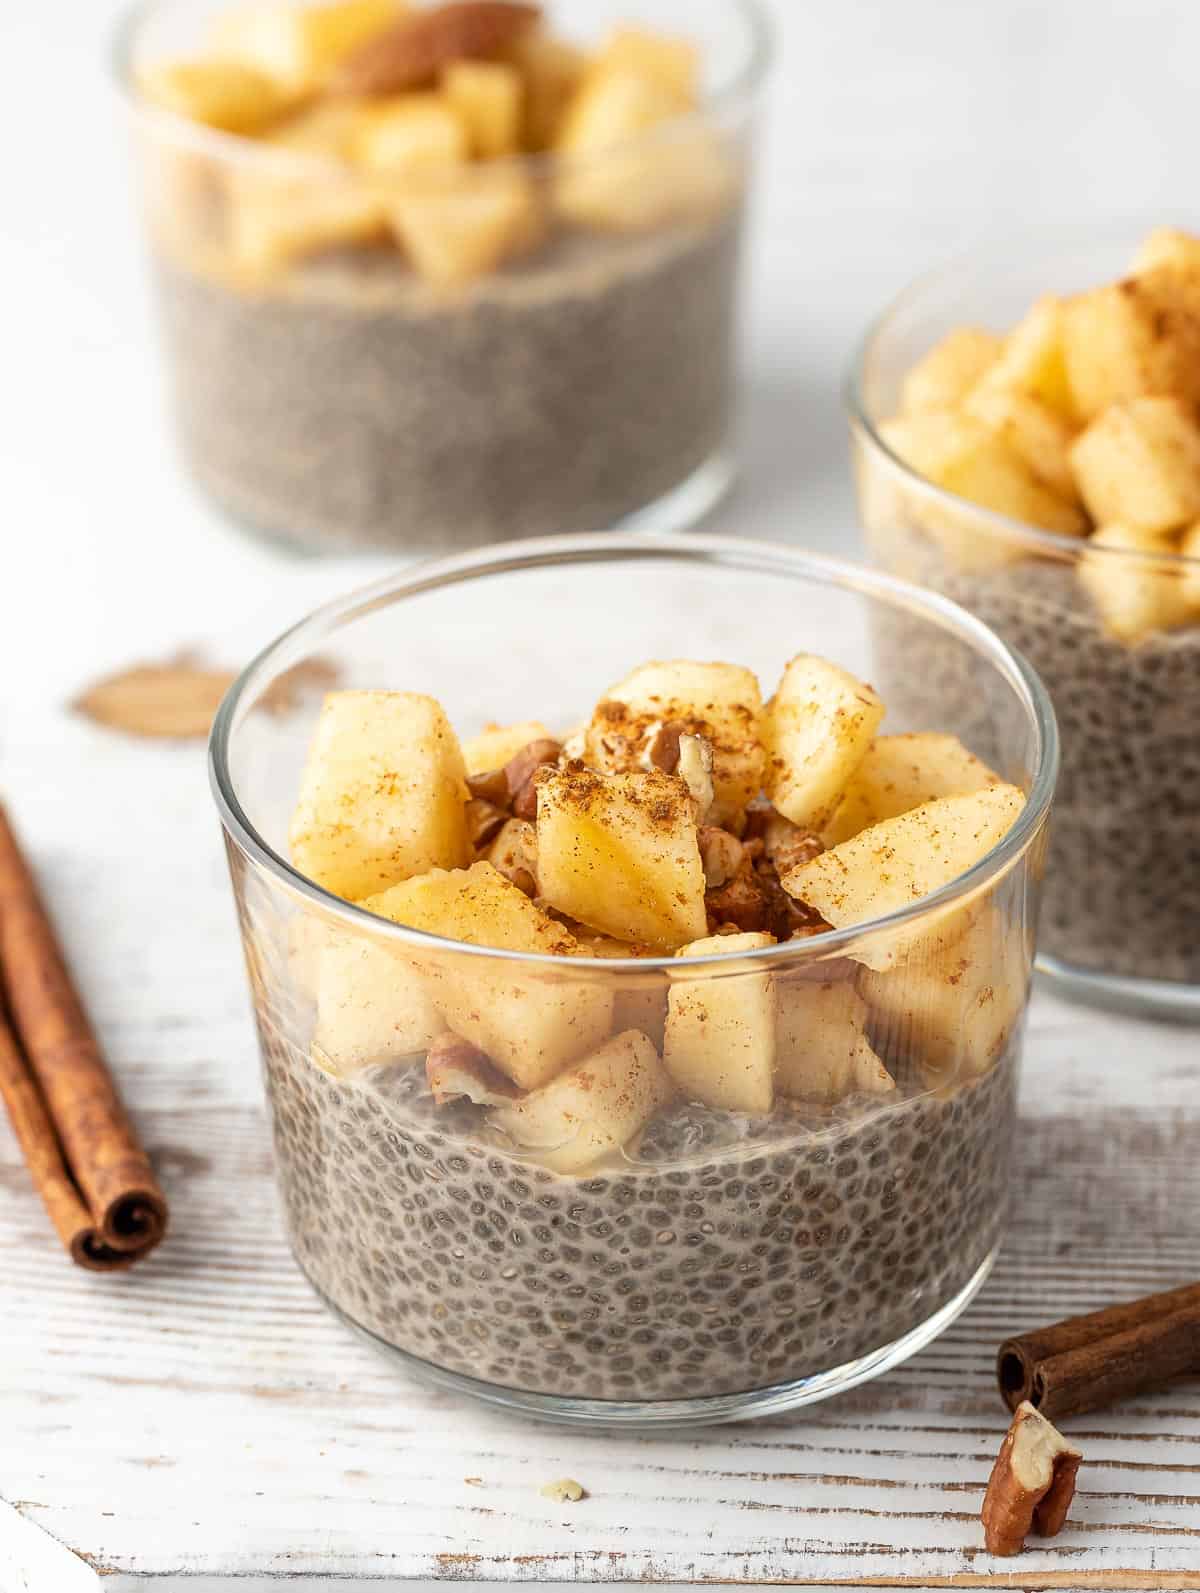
[998,1282,1200,1421]
[0,803,167,1264]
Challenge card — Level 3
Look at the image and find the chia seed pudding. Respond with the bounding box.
[865,518,1200,987]
[124,0,764,553]
[260,1011,1016,1401]
[151,214,741,553]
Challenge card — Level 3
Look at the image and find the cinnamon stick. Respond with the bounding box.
[0,803,167,1263]
[0,1000,134,1270]
[998,1283,1200,1421]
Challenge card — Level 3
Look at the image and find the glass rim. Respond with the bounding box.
[110,0,774,180]
[209,530,1060,973]
[844,239,1200,574]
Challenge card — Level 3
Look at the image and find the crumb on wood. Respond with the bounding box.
[540,1477,586,1502]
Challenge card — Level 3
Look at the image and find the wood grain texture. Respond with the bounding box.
[2,680,1199,1590]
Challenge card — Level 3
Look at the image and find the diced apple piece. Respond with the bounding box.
[783,785,1027,971]
[1063,276,1200,420]
[289,690,471,900]
[388,165,541,287]
[899,327,1003,415]
[973,296,1075,420]
[1070,397,1200,533]
[310,926,442,1076]
[536,766,707,950]
[761,655,884,832]
[569,931,667,1047]
[822,733,1002,847]
[1181,521,1200,610]
[490,1030,674,1172]
[136,59,292,133]
[556,63,679,153]
[212,0,401,94]
[362,862,613,1088]
[229,167,387,274]
[586,660,764,826]
[352,93,468,171]
[774,978,893,1102]
[556,120,734,232]
[443,60,523,158]
[1078,523,1194,644]
[264,96,374,156]
[664,932,776,1113]
[1131,225,1200,276]
[596,25,698,102]
[880,413,1088,562]
[860,912,1028,1080]
[963,387,1080,503]
[461,719,552,776]
[505,29,588,150]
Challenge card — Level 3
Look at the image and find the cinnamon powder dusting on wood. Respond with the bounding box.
[71,653,341,740]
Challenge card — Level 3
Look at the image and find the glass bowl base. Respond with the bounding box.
[301,1247,996,1430]
[1037,954,1200,1024]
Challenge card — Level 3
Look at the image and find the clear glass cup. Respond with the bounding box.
[209,532,1057,1426]
[848,228,1200,1020]
[114,0,770,555]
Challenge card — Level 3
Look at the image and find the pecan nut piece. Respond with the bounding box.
[504,737,562,820]
[466,767,511,807]
[698,826,744,889]
[466,797,509,849]
[334,1,541,95]
[487,817,538,896]
[705,857,771,934]
[426,1033,522,1107]
[981,1401,1082,1557]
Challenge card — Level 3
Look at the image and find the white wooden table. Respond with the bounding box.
[6,0,1200,1587]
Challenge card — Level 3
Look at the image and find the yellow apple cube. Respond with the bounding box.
[1070,397,1200,533]
[774,978,894,1102]
[229,167,387,274]
[310,926,442,1076]
[783,784,1027,971]
[352,94,467,171]
[489,1029,674,1172]
[972,296,1075,420]
[822,732,1003,847]
[362,862,614,1088]
[900,327,1003,415]
[860,912,1028,1080]
[388,166,541,286]
[596,25,698,102]
[963,386,1080,503]
[212,0,401,94]
[761,655,885,831]
[289,691,471,900]
[506,29,588,150]
[880,412,1088,559]
[443,60,523,158]
[664,932,776,1113]
[536,766,707,950]
[585,659,764,826]
[137,58,292,133]
[1181,521,1200,610]
[461,719,552,776]
[556,122,734,232]
[1130,226,1200,277]
[1078,523,1194,644]
[1063,276,1200,420]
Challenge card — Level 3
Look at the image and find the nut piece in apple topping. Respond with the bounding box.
[981,1401,1081,1557]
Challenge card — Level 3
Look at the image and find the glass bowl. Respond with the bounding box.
[848,227,1200,1020]
[114,0,771,554]
[209,531,1057,1426]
